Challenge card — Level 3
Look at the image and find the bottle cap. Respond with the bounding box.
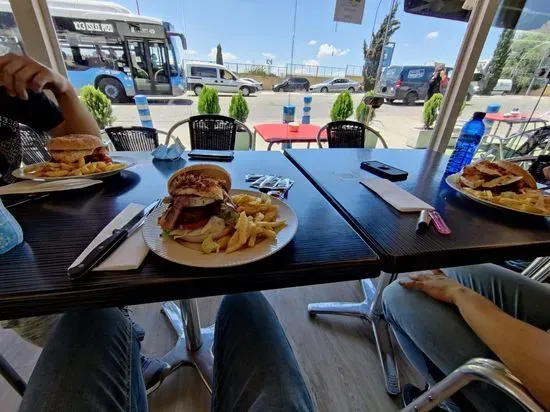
[473,112,486,120]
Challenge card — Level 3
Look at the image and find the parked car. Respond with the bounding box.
[272,77,310,92]
[186,62,258,96]
[375,65,438,105]
[310,77,360,93]
[240,77,263,91]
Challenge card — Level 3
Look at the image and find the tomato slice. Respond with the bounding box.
[179,219,209,231]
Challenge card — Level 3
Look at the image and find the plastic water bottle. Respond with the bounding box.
[445,112,486,175]
[0,199,23,254]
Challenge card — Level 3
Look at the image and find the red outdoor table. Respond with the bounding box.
[253,123,327,150]
[484,112,547,138]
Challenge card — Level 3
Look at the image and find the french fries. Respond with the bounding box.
[23,161,125,178]
[199,193,287,254]
[463,188,550,215]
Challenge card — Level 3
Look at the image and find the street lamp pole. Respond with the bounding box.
[135,0,141,15]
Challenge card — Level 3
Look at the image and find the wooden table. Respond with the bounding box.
[0,151,380,392]
[286,148,550,395]
[253,123,327,150]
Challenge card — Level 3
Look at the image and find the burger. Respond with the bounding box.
[46,134,112,164]
[158,164,239,243]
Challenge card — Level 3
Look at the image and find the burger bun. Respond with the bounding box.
[46,134,103,151]
[168,164,231,197]
[174,224,232,244]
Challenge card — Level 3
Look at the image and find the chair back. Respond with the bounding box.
[319,121,366,148]
[511,125,550,157]
[105,126,159,151]
[19,125,51,164]
[189,115,237,150]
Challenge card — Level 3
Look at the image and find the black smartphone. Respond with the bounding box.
[360,161,408,181]
[188,150,234,161]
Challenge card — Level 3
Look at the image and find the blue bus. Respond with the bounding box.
[0,0,187,102]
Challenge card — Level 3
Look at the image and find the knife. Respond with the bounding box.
[67,199,161,280]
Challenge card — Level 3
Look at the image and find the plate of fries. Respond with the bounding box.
[12,156,134,181]
[446,173,550,217]
[142,189,298,268]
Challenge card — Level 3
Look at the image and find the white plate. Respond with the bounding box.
[446,173,550,217]
[0,178,102,195]
[12,156,136,181]
[142,189,299,268]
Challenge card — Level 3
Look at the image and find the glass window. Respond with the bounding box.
[221,69,235,80]
[0,11,23,55]
[191,66,217,78]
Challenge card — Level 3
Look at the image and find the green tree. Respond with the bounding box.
[330,91,354,121]
[229,92,249,122]
[481,29,515,94]
[216,43,223,65]
[363,1,400,91]
[501,31,550,93]
[198,86,220,115]
[423,93,443,129]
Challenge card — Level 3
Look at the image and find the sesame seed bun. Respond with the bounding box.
[496,161,537,189]
[46,134,103,151]
[167,164,231,198]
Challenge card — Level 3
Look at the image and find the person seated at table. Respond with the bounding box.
[0,53,100,185]
[0,53,168,391]
[383,264,550,411]
[17,292,316,412]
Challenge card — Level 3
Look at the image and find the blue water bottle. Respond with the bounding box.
[445,112,486,175]
[0,199,23,254]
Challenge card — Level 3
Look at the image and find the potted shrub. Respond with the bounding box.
[228,92,250,150]
[330,91,354,121]
[197,86,221,115]
[79,85,115,130]
[407,93,443,149]
[355,90,378,148]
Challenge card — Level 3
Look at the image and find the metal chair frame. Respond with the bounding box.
[104,126,159,151]
[317,121,388,149]
[165,116,253,150]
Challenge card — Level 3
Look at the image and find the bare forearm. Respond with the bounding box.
[53,86,100,137]
[453,288,550,409]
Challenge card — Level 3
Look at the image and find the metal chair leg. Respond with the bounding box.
[521,257,550,282]
[308,273,401,396]
[160,300,215,392]
[0,353,26,396]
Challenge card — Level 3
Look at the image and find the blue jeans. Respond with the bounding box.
[19,293,315,412]
[383,264,550,412]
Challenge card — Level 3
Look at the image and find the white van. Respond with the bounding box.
[186,62,258,96]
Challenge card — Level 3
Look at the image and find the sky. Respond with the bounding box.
[109,0,503,70]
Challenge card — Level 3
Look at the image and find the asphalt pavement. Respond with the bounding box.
[112,91,550,151]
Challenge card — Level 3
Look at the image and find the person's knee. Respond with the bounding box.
[383,281,434,328]
[57,308,126,336]
[219,292,267,316]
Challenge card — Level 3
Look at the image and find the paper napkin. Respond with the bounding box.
[151,137,185,160]
[361,178,434,212]
[69,203,149,272]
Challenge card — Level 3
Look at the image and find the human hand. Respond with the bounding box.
[0,53,70,100]
[399,270,465,304]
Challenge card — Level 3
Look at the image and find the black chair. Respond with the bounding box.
[105,126,159,151]
[19,125,50,164]
[165,115,253,150]
[480,125,550,160]
[317,120,388,149]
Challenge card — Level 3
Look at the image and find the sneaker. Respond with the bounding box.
[141,355,170,395]
[402,384,447,411]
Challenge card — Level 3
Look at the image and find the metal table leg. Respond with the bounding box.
[160,300,215,392]
[308,272,400,396]
[0,354,26,396]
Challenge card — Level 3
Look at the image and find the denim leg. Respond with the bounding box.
[19,308,147,412]
[211,292,316,412]
[383,263,550,412]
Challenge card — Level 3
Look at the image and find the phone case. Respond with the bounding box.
[360,161,408,181]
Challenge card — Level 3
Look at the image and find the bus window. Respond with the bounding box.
[148,41,171,94]
[0,11,23,55]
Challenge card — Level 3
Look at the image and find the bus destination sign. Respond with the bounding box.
[72,21,115,33]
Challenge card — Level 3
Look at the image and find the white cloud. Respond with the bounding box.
[426,31,439,40]
[303,59,319,66]
[208,48,237,61]
[185,49,198,55]
[317,43,350,58]
[308,40,317,46]
[244,60,252,64]
[262,52,275,59]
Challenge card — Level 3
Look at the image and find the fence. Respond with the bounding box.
[193,60,363,78]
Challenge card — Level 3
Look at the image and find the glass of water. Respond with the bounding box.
[0,199,23,254]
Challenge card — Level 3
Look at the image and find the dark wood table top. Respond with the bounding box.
[285,148,550,273]
[0,151,379,320]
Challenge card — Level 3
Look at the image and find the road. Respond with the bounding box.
[111,92,550,151]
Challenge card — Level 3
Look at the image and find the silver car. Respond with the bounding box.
[310,78,360,93]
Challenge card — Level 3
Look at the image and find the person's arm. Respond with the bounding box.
[401,272,550,410]
[0,53,99,137]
